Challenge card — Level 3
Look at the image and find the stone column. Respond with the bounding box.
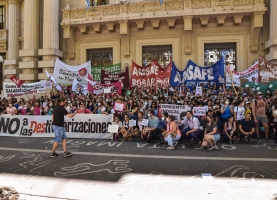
[265,0,277,63]
[38,0,63,80]
[19,0,40,82]
[4,0,21,79]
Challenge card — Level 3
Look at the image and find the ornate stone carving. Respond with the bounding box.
[192,0,211,9]
[234,0,254,6]
[69,11,85,19]
[103,8,120,16]
[165,3,184,11]
[127,5,144,14]
[215,0,230,6]
[0,30,7,39]
[88,10,100,16]
[63,12,69,18]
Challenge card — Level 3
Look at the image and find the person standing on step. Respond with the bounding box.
[50,97,77,158]
[252,92,269,142]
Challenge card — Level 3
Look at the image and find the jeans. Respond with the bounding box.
[53,125,67,143]
[181,127,203,143]
[165,134,181,146]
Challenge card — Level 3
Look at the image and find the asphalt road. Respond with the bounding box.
[0,136,277,200]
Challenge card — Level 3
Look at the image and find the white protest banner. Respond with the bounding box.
[160,104,190,121]
[193,107,206,116]
[72,79,88,95]
[40,80,52,89]
[104,88,111,93]
[46,70,62,91]
[226,74,241,87]
[142,119,149,126]
[0,114,113,139]
[129,120,136,127]
[195,87,203,96]
[54,59,91,85]
[3,82,46,98]
[108,125,119,133]
[114,102,124,112]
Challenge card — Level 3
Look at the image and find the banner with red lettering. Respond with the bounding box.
[259,56,277,83]
[131,59,172,88]
[101,67,129,87]
[92,81,122,96]
[0,114,113,139]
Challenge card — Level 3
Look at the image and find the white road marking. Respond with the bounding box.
[0,147,277,162]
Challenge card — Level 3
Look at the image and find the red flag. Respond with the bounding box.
[87,74,93,92]
[10,75,24,88]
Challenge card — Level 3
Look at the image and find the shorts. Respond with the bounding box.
[53,125,67,143]
[256,115,268,124]
[213,134,221,142]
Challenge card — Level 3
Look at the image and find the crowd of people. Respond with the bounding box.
[1,81,277,150]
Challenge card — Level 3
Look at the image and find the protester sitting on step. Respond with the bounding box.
[239,113,255,143]
[141,110,160,143]
[164,115,181,150]
[181,111,204,148]
[202,115,220,150]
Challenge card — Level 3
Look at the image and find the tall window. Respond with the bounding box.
[204,43,236,69]
[142,45,172,67]
[87,48,113,66]
[0,6,4,29]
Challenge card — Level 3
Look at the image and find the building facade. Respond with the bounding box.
[0,0,276,88]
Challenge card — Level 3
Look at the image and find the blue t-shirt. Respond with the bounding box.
[148,117,160,128]
[158,120,167,130]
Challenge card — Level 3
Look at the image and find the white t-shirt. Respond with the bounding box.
[234,106,245,121]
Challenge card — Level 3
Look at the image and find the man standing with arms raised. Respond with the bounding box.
[51,97,77,158]
[252,92,269,142]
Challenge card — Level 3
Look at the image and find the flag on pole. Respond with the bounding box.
[85,0,90,9]
[159,0,163,5]
[87,74,94,92]
[46,70,62,91]
[9,75,24,88]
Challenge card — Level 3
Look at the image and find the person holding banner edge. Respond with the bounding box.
[50,97,77,158]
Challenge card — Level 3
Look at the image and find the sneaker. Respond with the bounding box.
[64,151,73,158]
[214,145,219,150]
[257,137,261,143]
[50,152,60,158]
[208,146,215,151]
[265,138,270,143]
[173,141,178,147]
[229,140,233,144]
[166,146,174,150]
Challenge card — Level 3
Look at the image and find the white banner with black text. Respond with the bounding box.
[0,114,113,139]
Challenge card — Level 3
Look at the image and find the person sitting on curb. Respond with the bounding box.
[181,111,204,148]
[164,115,181,150]
[141,110,160,143]
[239,113,255,143]
[202,115,220,150]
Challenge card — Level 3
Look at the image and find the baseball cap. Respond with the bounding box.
[257,91,263,95]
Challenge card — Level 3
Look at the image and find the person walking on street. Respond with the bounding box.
[51,97,77,158]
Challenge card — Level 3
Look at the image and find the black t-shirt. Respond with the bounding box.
[239,119,254,132]
[53,105,68,127]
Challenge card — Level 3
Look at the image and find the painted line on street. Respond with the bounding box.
[0,147,276,162]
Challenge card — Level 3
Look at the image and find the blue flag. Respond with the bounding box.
[85,0,90,9]
[183,58,224,88]
[160,0,164,5]
[170,61,186,87]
